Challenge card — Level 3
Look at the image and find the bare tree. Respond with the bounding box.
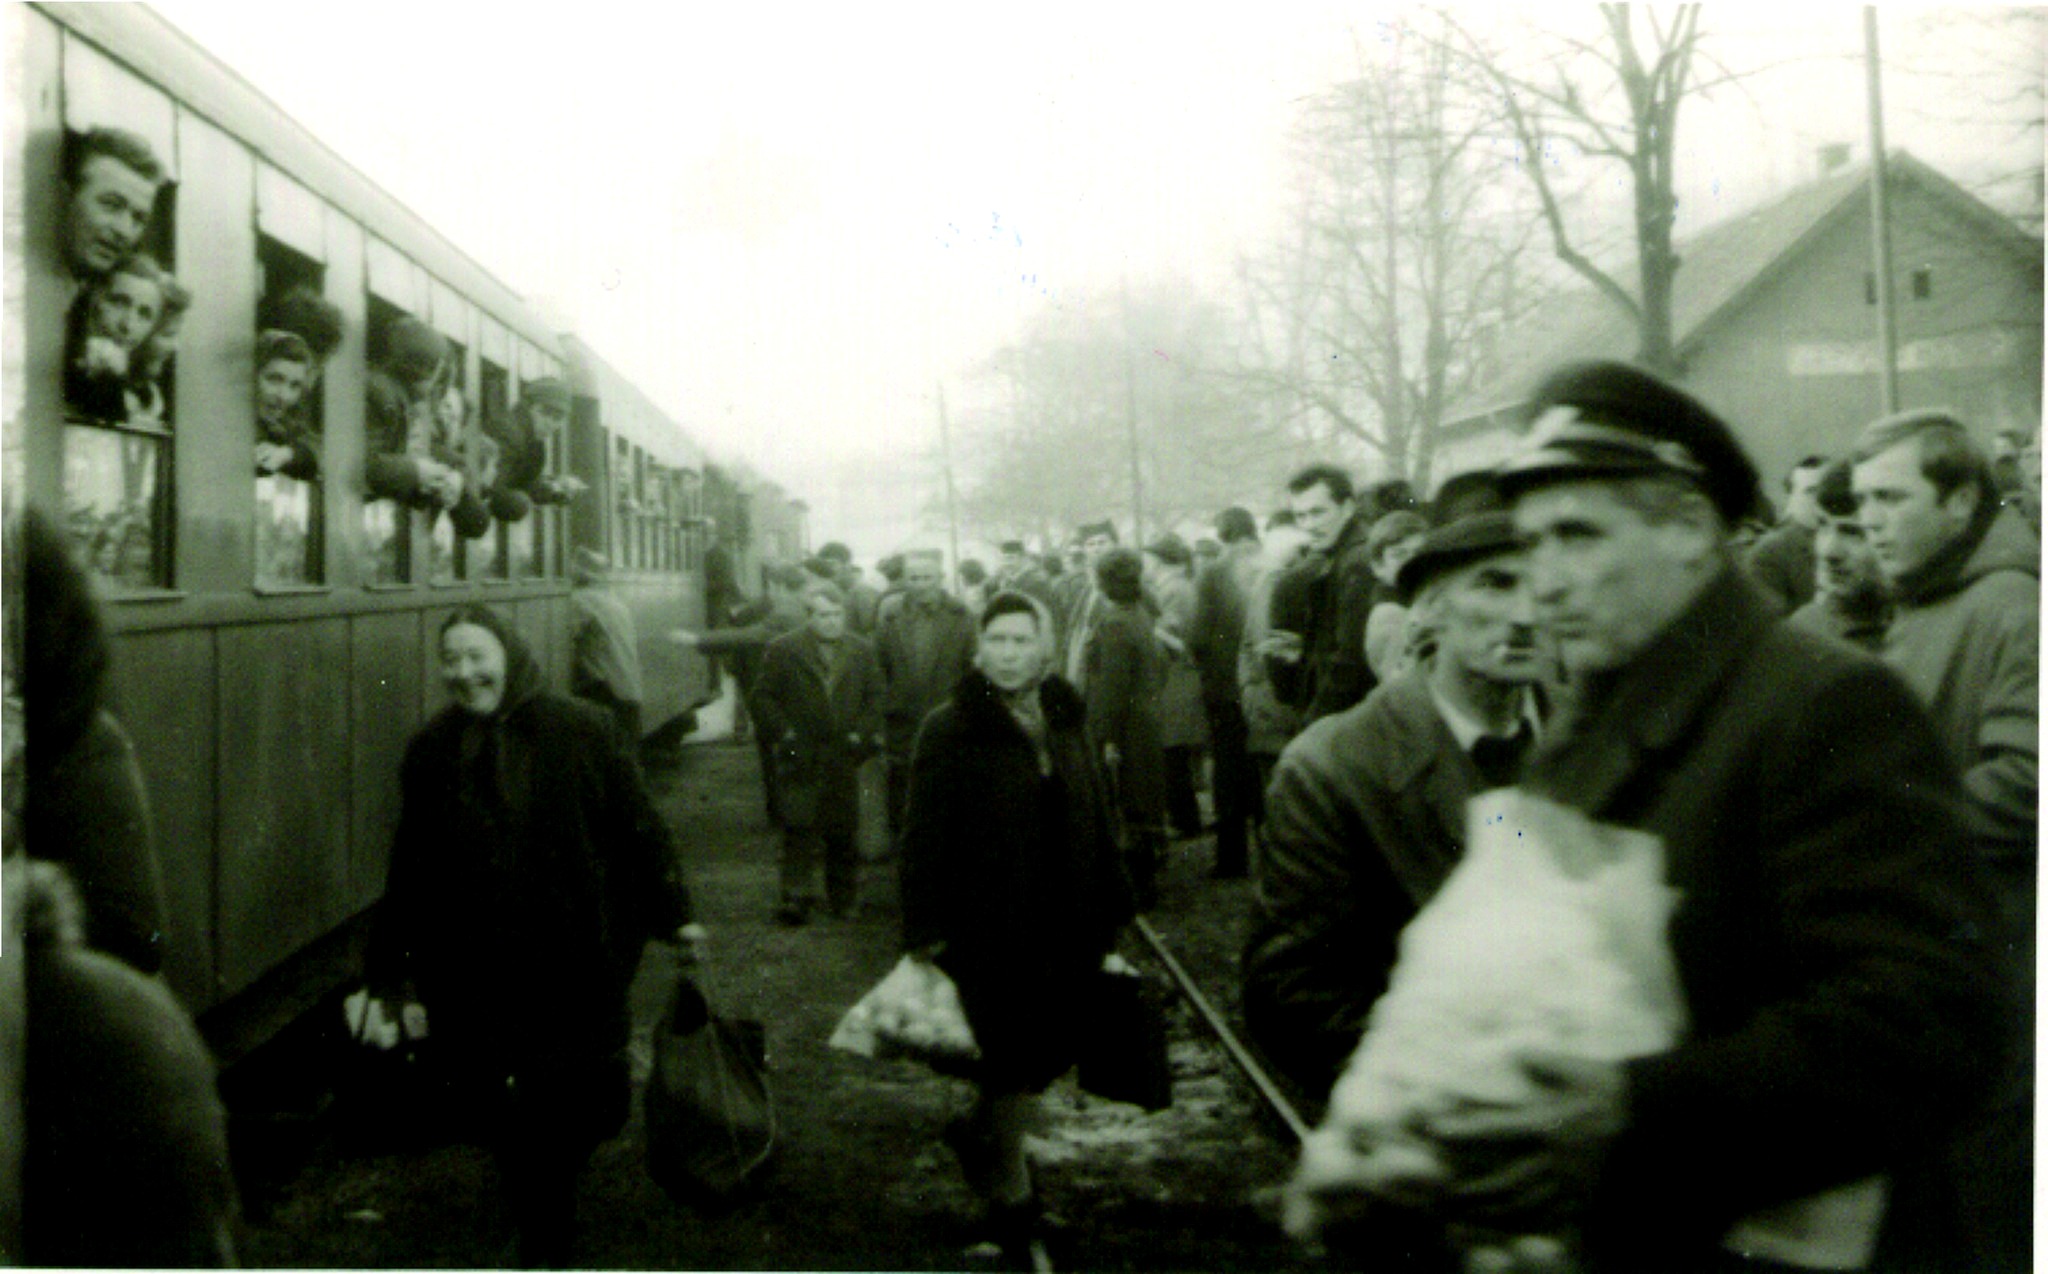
[1232,15,1535,488]
[1435,4,1716,375]
[961,281,1276,544]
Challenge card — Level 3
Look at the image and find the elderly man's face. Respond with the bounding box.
[1425,552,1545,686]
[68,155,157,276]
[1854,438,1978,585]
[1514,481,1714,675]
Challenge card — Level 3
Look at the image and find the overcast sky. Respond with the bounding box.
[150,3,2042,560]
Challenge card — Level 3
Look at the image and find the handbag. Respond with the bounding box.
[644,975,777,1208]
[1076,966,1174,1111]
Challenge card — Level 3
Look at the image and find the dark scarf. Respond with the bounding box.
[442,604,547,853]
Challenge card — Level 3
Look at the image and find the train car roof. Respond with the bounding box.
[559,333,710,471]
[40,2,562,353]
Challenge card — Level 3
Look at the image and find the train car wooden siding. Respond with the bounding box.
[8,4,739,1057]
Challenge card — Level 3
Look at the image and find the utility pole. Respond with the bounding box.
[1865,5,1901,413]
[1121,274,1145,544]
[935,382,962,582]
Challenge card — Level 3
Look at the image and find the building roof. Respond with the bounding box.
[1445,151,2044,429]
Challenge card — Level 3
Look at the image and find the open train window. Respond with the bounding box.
[362,295,416,584]
[429,340,472,586]
[59,125,180,594]
[253,237,332,589]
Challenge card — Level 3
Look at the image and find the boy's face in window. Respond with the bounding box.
[68,156,157,276]
[90,272,164,350]
[255,358,312,428]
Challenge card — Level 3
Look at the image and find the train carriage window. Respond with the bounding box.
[613,435,635,569]
[360,297,448,585]
[253,241,338,589]
[59,121,180,592]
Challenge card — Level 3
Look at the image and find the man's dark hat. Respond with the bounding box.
[1076,520,1117,542]
[521,376,571,412]
[999,539,1027,555]
[1396,470,1522,602]
[1497,360,1763,525]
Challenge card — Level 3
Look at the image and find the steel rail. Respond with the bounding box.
[1130,914,1313,1143]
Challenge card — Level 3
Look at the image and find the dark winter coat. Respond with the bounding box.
[1519,566,2003,1273]
[753,627,885,833]
[1151,572,1209,750]
[1242,668,1491,1096]
[900,669,1135,1092]
[362,369,490,538]
[1082,599,1167,834]
[702,593,808,695]
[1188,549,1252,708]
[257,411,322,482]
[365,608,691,1083]
[17,506,167,973]
[874,592,977,752]
[20,862,236,1268]
[1279,512,1378,723]
[1744,518,1818,614]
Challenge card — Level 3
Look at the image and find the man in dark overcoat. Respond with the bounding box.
[874,551,977,836]
[1243,471,1549,1102]
[753,581,884,923]
[1082,547,1167,909]
[1354,362,2004,1273]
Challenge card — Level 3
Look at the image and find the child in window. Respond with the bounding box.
[253,330,321,481]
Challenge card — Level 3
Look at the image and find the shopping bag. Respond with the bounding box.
[644,976,776,1207]
[330,988,458,1153]
[1283,788,1685,1247]
[828,955,979,1066]
[1076,966,1174,1111]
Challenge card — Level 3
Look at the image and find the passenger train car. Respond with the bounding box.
[5,3,809,1057]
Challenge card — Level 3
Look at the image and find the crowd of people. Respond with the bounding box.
[13,119,2038,1274]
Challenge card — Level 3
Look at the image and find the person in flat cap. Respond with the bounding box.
[1243,469,1551,1110]
[1328,360,2003,1271]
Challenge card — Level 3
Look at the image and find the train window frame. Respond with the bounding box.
[359,292,418,590]
[251,235,330,595]
[58,121,182,599]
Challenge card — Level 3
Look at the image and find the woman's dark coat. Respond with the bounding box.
[365,610,690,1096]
[900,669,1135,1091]
[753,627,884,834]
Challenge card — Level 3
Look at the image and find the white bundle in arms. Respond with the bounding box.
[1285,788,1685,1238]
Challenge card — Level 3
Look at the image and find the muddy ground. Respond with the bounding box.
[229,741,1327,1271]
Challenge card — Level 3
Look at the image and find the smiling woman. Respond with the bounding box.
[367,601,698,1264]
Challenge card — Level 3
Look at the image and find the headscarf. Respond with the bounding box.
[438,604,547,841]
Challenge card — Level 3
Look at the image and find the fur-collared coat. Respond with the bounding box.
[900,669,1134,1091]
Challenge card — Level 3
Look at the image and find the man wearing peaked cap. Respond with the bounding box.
[1244,468,1552,1109]
[1338,360,2005,1271]
[1499,358,1765,527]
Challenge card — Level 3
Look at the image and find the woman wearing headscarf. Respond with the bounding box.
[364,604,699,1268]
[899,591,1136,1265]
